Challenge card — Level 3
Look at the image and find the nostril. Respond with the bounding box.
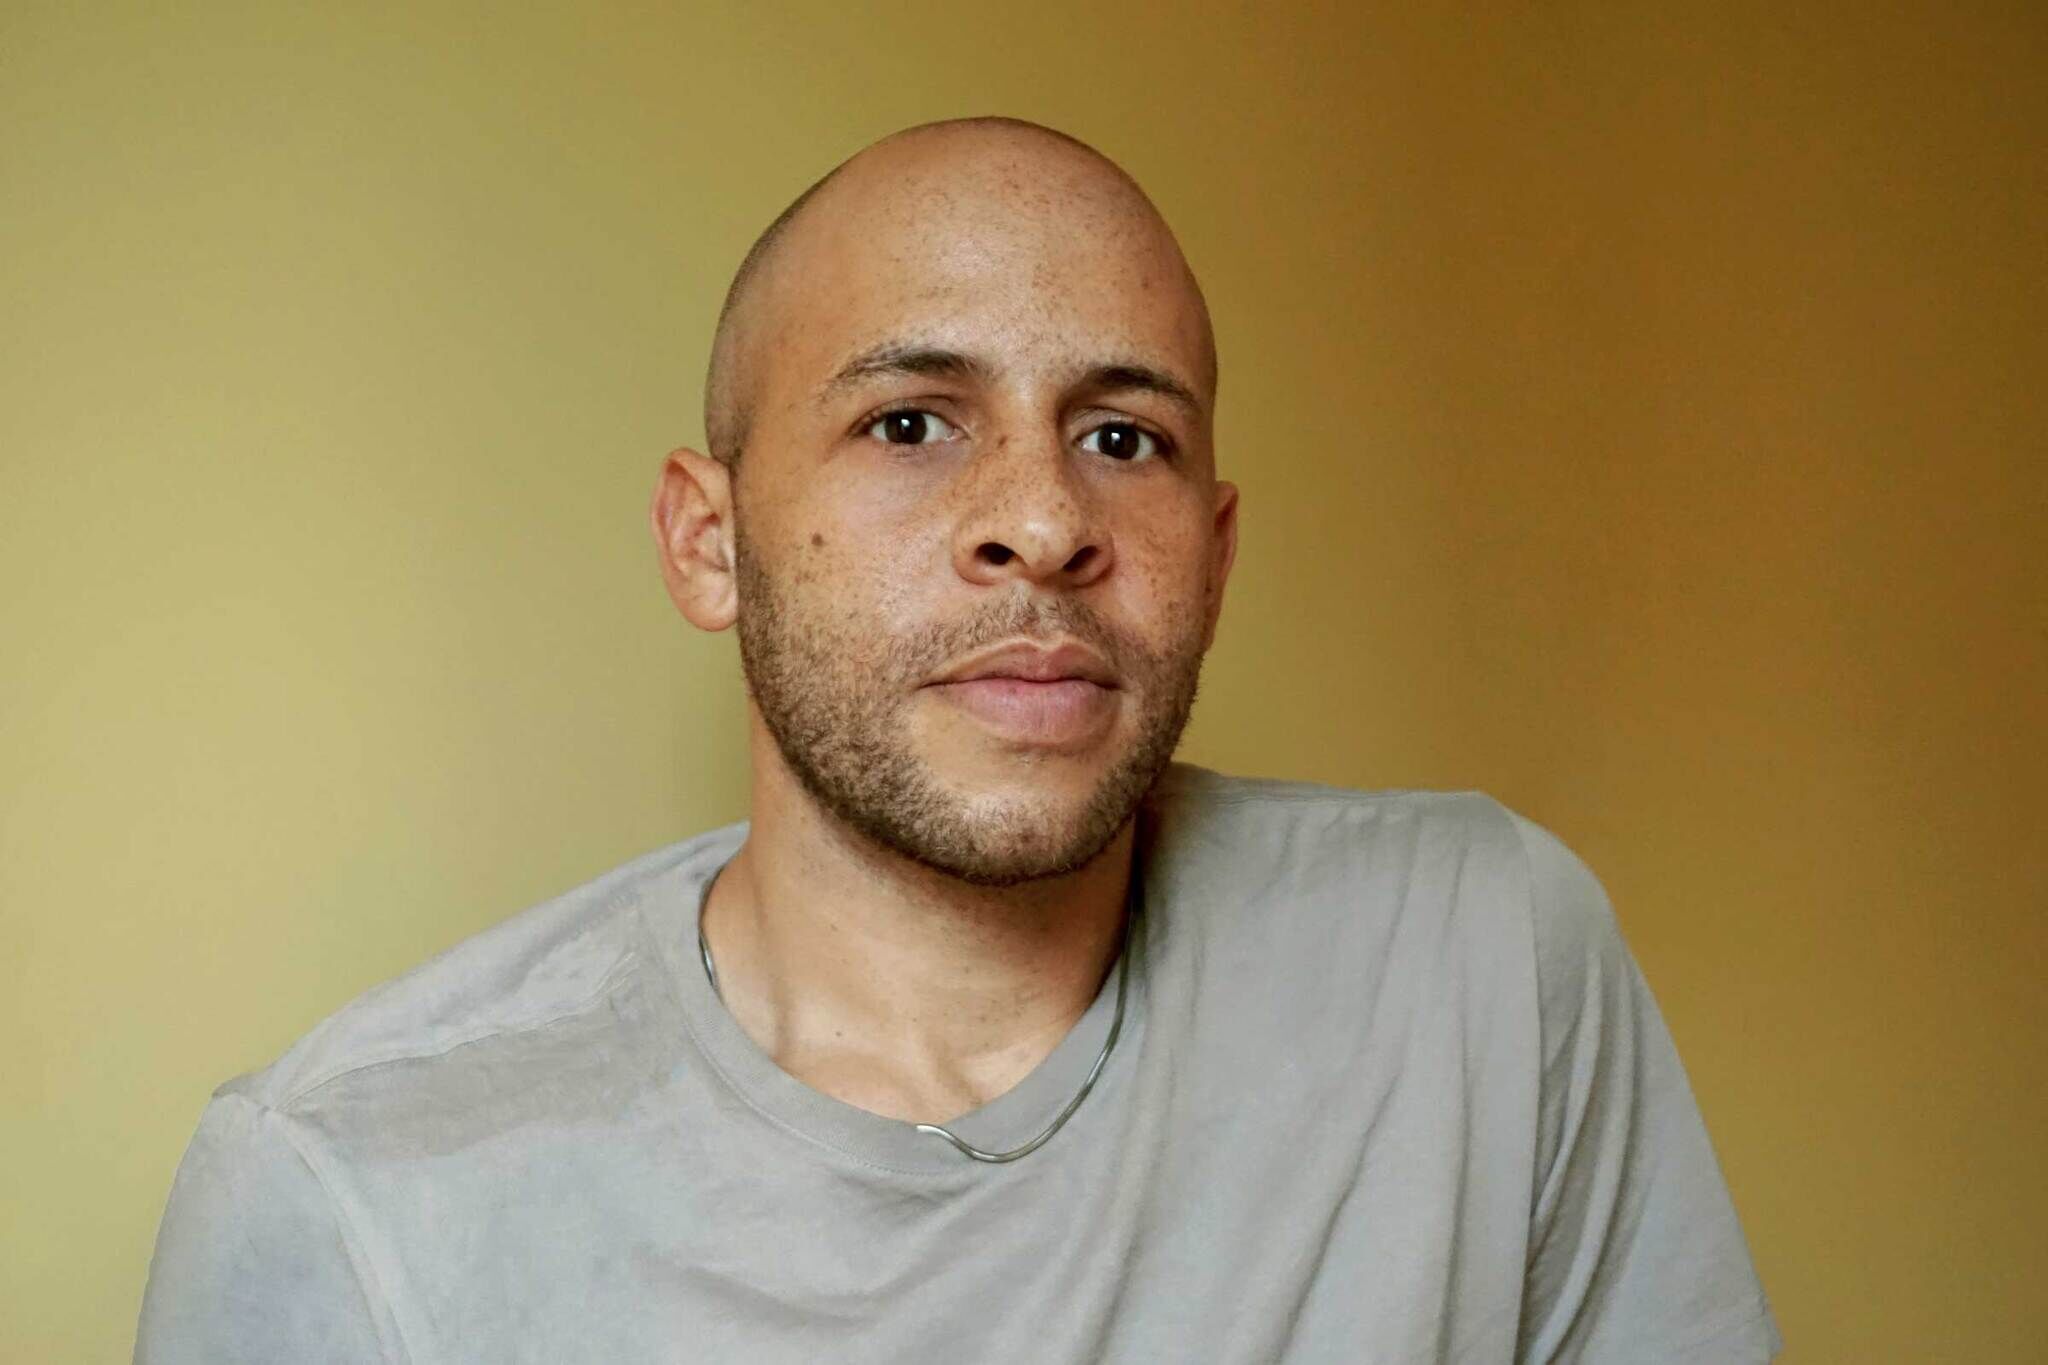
[980,543,1016,566]
[1065,546,1098,575]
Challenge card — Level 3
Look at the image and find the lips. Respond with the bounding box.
[928,638,1118,688]
[923,637,1120,747]
[924,675,1117,747]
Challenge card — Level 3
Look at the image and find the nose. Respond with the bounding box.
[949,430,1114,591]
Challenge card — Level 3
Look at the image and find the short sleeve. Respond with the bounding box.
[135,1090,397,1364]
[1508,812,1782,1364]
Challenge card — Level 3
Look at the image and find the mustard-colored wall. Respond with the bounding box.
[4,2,2041,1359]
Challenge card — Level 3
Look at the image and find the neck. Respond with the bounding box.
[701,723,1135,1126]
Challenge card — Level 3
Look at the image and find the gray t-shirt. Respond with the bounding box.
[135,764,1780,1362]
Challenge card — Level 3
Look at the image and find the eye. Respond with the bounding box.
[864,409,960,446]
[1077,421,1162,462]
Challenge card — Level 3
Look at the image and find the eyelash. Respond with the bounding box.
[856,406,1174,461]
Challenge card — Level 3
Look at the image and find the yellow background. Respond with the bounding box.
[4,2,2042,1359]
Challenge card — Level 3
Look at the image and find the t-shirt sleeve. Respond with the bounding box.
[135,1090,397,1364]
[1507,811,1782,1364]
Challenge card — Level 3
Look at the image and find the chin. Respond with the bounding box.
[897,756,1141,886]
[922,735,1125,809]
[917,821,1126,887]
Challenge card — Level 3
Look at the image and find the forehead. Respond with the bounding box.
[753,143,1213,403]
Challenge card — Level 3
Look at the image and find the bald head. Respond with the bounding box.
[701,116,1216,469]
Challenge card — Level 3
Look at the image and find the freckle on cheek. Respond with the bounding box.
[810,532,825,548]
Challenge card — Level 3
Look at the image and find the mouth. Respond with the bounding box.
[920,635,1123,749]
[927,637,1119,688]
[922,675,1119,749]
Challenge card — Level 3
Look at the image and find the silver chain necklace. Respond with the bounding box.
[697,869,1136,1164]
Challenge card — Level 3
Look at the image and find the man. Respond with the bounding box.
[136,117,1779,1362]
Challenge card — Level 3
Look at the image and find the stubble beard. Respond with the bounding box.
[731,522,1207,887]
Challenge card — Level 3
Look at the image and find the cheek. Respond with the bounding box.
[782,503,937,631]
[1114,507,1215,620]
[822,478,954,595]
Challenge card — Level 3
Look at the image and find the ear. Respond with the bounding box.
[1201,478,1239,651]
[650,447,739,631]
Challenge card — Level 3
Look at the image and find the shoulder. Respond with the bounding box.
[1140,763,1551,989]
[1493,806,1635,1042]
[1143,762,1613,973]
[219,823,745,1117]
[1145,759,1510,837]
[1143,760,1533,897]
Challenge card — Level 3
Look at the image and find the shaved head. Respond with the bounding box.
[656,112,1237,884]
[702,116,1216,471]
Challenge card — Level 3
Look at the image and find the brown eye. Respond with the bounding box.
[1078,421,1159,461]
[865,410,959,445]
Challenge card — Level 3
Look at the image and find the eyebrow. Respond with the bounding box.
[1083,362,1202,418]
[817,342,1204,418]
[820,343,993,398]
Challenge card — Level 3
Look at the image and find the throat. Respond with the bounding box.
[696,831,1136,1129]
[770,1020,1079,1126]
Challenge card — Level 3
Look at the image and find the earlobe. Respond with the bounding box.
[650,447,739,631]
